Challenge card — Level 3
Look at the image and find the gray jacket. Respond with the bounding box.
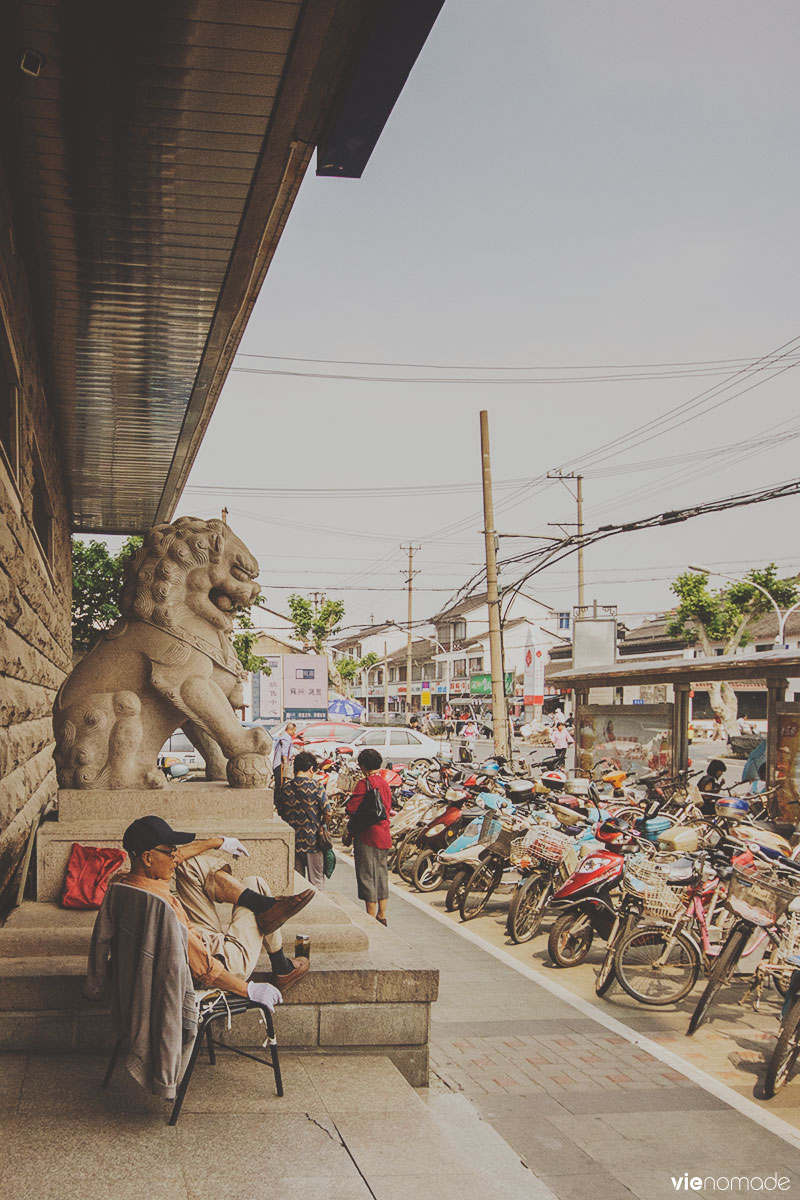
[86,883,198,1099]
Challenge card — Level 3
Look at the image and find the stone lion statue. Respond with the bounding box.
[54,517,270,789]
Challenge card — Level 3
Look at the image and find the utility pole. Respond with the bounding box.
[480,411,510,761]
[383,640,389,719]
[401,545,420,718]
[547,471,585,609]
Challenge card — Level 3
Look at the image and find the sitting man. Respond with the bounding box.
[92,815,314,1006]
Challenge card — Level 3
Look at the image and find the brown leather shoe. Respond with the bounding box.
[255,889,315,936]
[270,956,310,994]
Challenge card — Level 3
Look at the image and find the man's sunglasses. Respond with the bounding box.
[150,845,179,857]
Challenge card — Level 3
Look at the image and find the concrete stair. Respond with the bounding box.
[0,890,438,1086]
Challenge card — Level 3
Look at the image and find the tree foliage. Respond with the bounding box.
[287,593,345,653]
[232,604,272,675]
[71,536,142,653]
[667,564,798,734]
[335,651,380,695]
[667,565,798,653]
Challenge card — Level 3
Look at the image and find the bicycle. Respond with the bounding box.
[612,849,739,1007]
[505,827,579,943]
[688,860,800,1034]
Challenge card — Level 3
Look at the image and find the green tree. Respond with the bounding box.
[232,605,272,676]
[71,536,142,653]
[287,594,345,654]
[667,565,798,734]
[335,651,379,697]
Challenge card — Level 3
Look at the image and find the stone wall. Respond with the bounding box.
[0,155,71,914]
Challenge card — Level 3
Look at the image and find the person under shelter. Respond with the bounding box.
[87,815,315,1006]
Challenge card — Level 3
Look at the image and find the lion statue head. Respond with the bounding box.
[120,516,261,636]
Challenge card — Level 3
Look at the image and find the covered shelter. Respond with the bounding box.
[0,0,446,909]
[548,651,800,820]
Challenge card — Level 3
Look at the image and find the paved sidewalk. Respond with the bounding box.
[335,856,800,1200]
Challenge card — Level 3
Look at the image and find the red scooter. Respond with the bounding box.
[545,819,643,971]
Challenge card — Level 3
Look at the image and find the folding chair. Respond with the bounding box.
[103,990,283,1125]
[94,884,283,1125]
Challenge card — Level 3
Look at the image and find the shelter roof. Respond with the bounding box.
[548,649,800,690]
[1,0,444,532]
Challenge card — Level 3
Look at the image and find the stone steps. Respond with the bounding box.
[0,893,438,1087]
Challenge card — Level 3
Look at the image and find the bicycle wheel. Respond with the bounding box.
[506,875,551,944]
[459,862,498,921]
[687,921,751,1035]
[764,998,800,1098]
[596,906,641,997]
[445,867,471,912]
[614,925,701,1006]
[547,911,594,968]
[411,850,445,892]
[595,942,617,997]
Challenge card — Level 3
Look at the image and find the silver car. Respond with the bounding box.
[348,726,449,767]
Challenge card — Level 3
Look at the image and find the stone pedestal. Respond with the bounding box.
[37,782,293,902]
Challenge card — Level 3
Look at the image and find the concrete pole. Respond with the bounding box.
[577,474,585,610]
[402,544,418,719]
[383,641,389,718]
[480,411,510,761]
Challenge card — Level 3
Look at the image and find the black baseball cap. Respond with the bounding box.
[122,815,195,858]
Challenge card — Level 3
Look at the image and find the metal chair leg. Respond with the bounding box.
[262,1008,283,1097]
[206,1023,216,1066]
[102,1038,123,1088]
[168,1021,208,1126]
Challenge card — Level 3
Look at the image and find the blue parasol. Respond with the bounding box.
[328,696,364,719]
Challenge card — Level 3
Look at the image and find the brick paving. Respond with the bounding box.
[333,857,800,1200]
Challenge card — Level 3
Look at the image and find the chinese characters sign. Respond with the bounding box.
[252,656,282,722]
[282,654,328,721]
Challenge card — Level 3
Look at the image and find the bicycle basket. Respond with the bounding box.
[525,827,574,866]
[510,836,531,868]
[622,857,686,921]
[485,827,516,861]
[337,767,360,795]
[725,868,799,928]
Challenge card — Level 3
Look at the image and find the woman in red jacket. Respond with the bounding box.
[344,748,393,926]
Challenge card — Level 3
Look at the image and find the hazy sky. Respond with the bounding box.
[175,0,800,640]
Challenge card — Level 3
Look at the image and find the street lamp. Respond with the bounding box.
[689,564,799,650]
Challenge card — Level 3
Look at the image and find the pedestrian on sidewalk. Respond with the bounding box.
[343,748,393,926]
[272,721,297,796]
[276,750,331,889]
[549,720,574,767]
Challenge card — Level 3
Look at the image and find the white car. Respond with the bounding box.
[348,726,448,767]
[158,731,206,773]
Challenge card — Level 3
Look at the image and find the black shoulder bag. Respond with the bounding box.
[348,776,387,835]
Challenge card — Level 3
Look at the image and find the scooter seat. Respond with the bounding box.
[750,818,796,840]
[662,855,698,885]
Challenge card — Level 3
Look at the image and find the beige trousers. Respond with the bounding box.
[175,853,282,980]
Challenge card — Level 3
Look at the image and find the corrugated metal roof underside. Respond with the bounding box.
[4,0,303,531]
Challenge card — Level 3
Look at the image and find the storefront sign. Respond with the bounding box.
[253,655,282,722]
[282,654,328,720]
[470,672,513,696]
[523,629,546,706]
[776,710,800,820]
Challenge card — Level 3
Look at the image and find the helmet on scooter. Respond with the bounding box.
[596,818,631,847]
[715,797,750,819]
[539,770,567,792]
